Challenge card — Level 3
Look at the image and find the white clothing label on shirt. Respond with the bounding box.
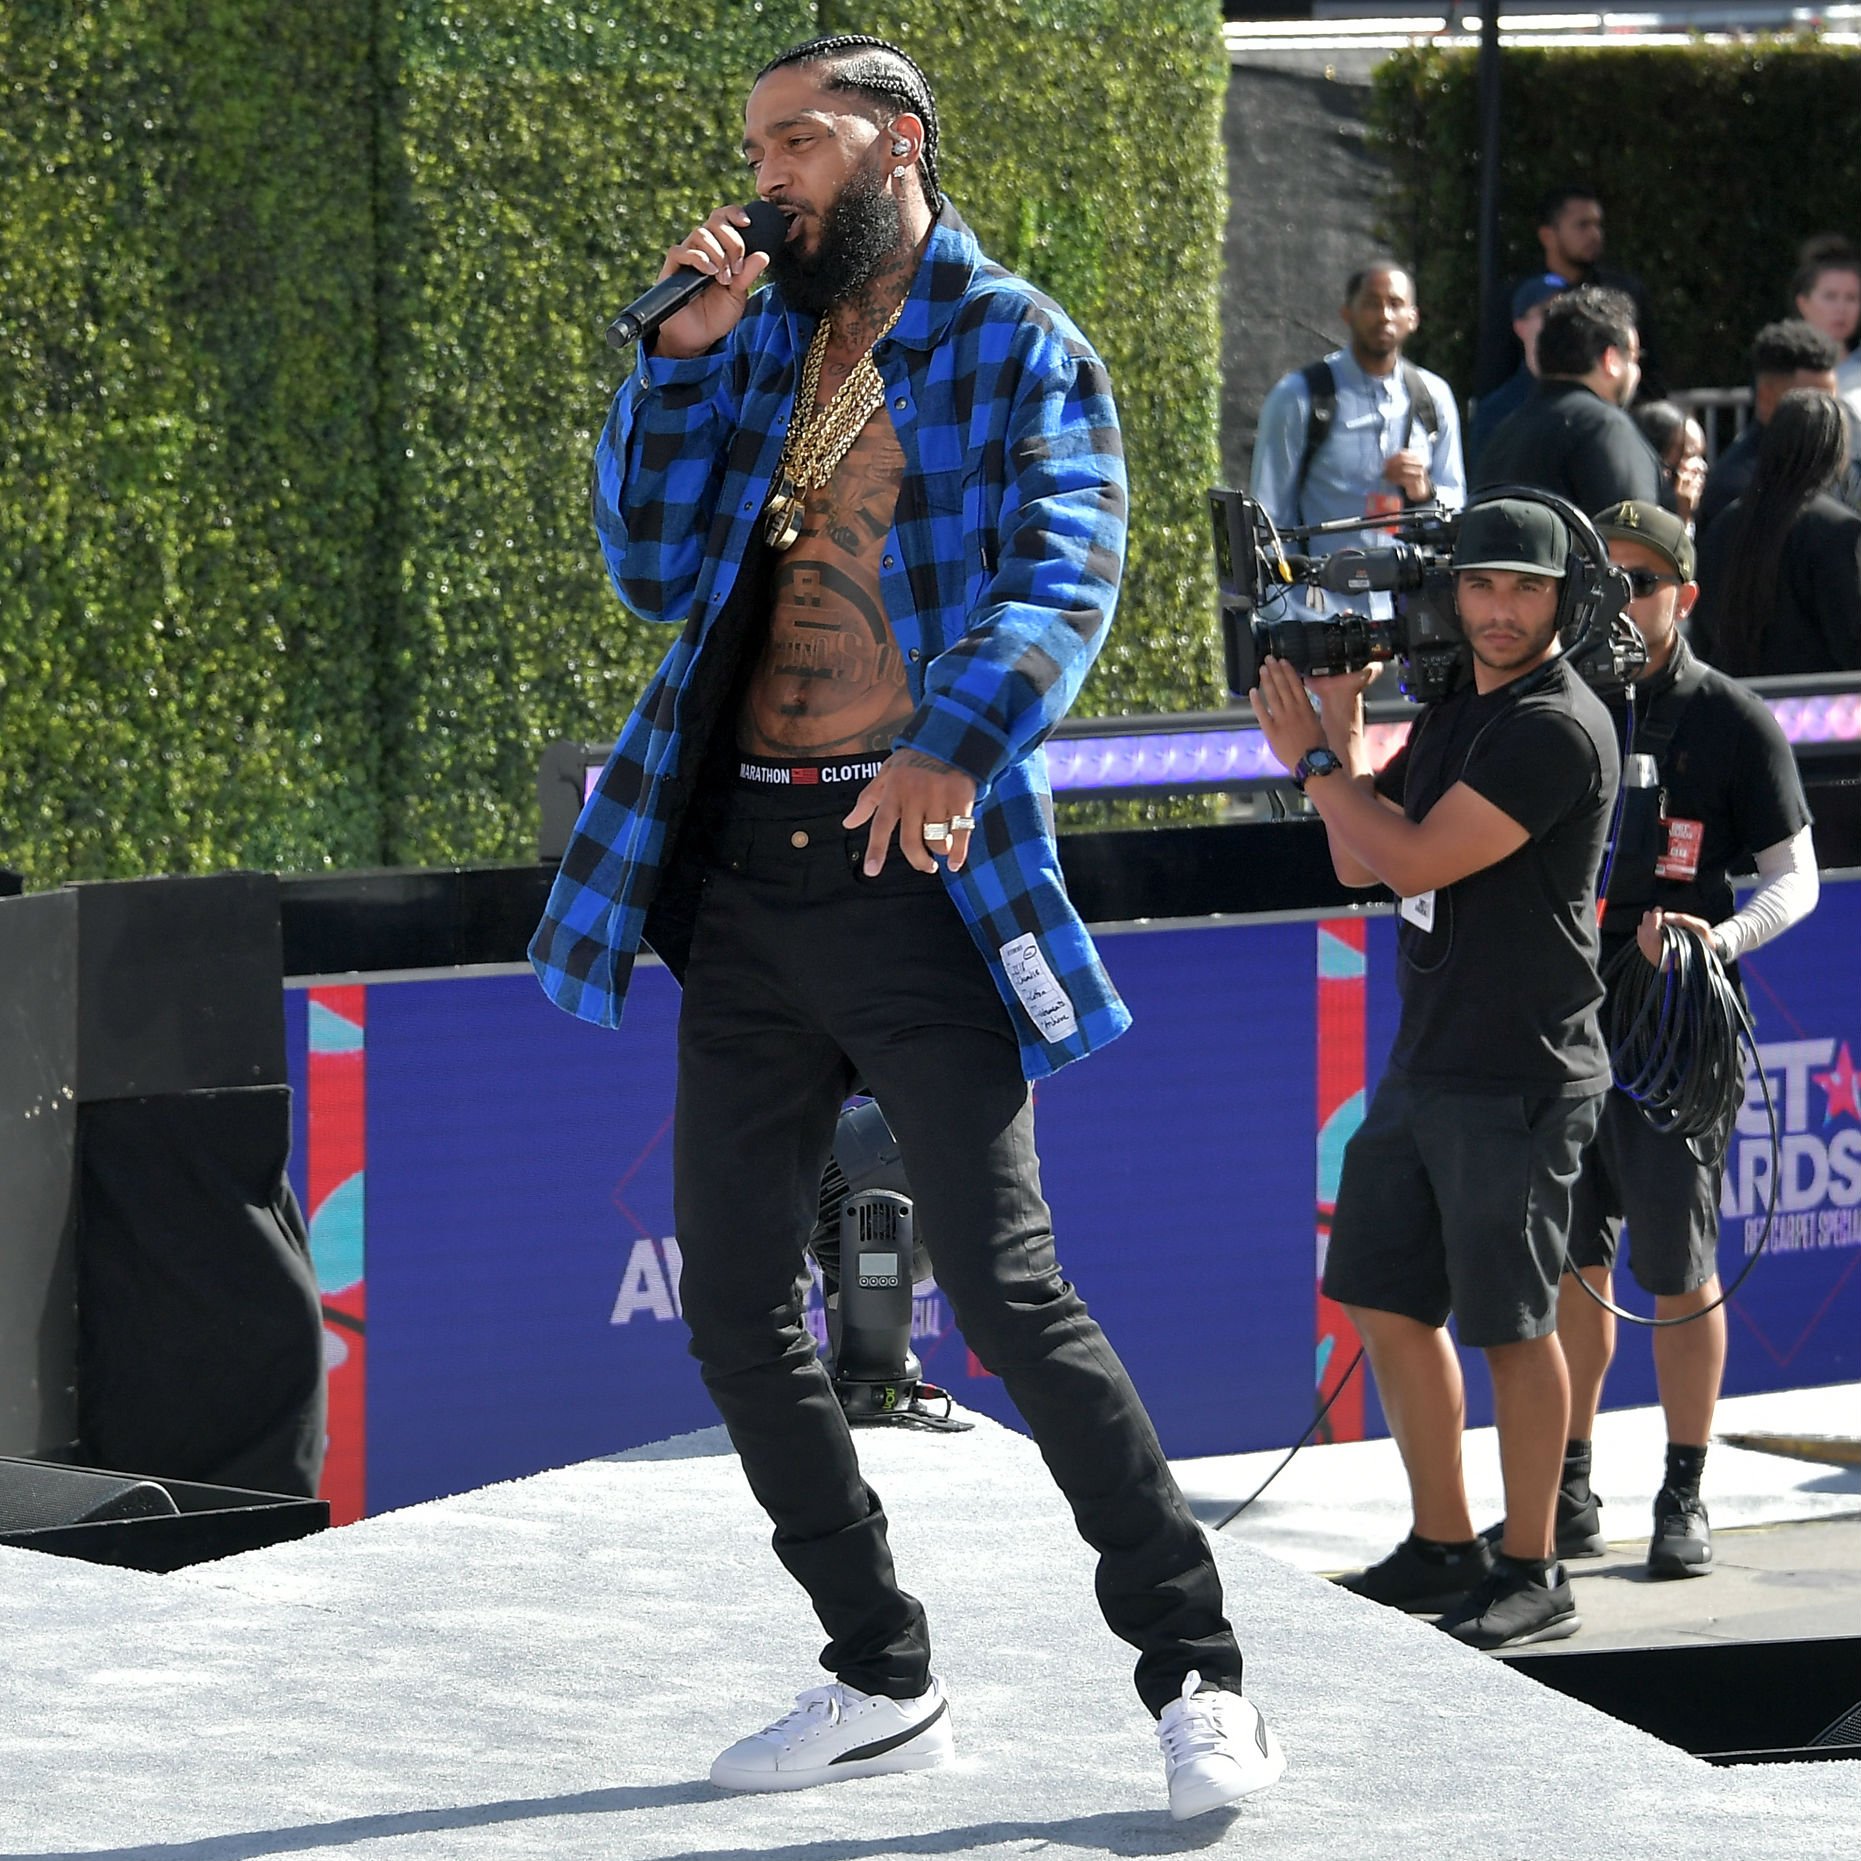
[1000,932,1079,1042]
[1398,889,1437,932]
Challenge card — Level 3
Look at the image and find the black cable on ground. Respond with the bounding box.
[1212,1347,1365,1530]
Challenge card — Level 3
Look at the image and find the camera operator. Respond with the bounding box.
[1553,501,1818,1579]
[1249,496,1619,1650]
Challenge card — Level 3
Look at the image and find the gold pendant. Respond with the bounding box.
[764,477,805,551]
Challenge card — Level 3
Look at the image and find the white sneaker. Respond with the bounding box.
[709,1677,953,1792]
[1157,1670,1285,1820]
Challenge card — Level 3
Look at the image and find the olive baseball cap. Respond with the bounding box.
[1452,497,1569,577]
[1593,499,1696,581]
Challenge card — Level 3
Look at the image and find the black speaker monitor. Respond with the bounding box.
[0,1458,179,1530]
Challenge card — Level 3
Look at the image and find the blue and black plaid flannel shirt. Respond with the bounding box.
[529,203,1132,1078]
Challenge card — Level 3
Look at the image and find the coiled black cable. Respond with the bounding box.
[1584,919,1781,1327]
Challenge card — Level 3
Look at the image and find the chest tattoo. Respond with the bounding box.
[740,406,913,758]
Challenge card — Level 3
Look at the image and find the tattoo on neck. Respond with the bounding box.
[830,249,918,355]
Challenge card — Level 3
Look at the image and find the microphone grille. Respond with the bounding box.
[741,199,789,258]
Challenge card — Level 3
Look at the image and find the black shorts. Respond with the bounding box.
[1564,1089,1724,1296]
[1323,1072,1604,1349]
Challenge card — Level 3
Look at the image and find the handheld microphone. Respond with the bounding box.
[605,200,789,351]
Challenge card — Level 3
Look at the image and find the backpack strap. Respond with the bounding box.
[1399,360,1441,453]
[1292,360,1337,518]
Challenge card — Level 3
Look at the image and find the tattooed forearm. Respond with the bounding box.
[889,747,958,774]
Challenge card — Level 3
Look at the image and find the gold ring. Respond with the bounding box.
[921,821,951,844]
[948,813,976,832]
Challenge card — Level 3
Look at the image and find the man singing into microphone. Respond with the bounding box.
[530,35,1283,1819]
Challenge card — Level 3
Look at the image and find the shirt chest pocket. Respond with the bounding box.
[913,465,998,652]
[1335,407,1391,477]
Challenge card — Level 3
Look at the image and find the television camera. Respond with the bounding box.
[1210,484,1645,704]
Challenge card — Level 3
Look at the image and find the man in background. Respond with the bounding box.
[1696,321,1842,535]
[1475,187,1661,401]
[1468,273,1566,478]
[1252,263,1465,609]
[1477,286,1665,514]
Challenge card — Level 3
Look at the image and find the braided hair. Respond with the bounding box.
[756,34,944,211]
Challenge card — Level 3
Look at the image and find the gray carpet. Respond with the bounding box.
[1,1415,1855,1858]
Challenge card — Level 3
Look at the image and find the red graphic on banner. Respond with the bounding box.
[1316,920,1367,1442]
[308,985,367,1525]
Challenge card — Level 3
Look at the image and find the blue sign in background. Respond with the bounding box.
[286,884,1861,1515]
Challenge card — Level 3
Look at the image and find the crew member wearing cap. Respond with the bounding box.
[1250,495,1619,1649]
[1550,500,1818,1579]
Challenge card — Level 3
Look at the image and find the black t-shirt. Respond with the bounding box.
[1475,380,1668,516]
[1375,655,1619,1094]
[1600,644,1812,974]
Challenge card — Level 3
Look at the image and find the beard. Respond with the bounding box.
[768,166,904,316]
[1467,611,1561,673]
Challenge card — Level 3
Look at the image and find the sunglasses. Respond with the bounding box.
[1623,568,1682,597]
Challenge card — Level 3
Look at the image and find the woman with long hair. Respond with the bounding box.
[1693,388,1861,674]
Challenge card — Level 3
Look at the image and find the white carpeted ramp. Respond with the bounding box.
[1,1414,1857,1860]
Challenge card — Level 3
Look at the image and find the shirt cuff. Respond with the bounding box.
[635,343,728,393]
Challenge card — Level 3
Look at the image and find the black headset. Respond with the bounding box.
[1471,482,1642,688]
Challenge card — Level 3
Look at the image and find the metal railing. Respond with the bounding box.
[1671,386,1754,466]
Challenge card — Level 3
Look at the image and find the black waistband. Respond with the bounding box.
[735,753,887,791]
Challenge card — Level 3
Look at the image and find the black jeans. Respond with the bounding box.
[670,784,1241,1716]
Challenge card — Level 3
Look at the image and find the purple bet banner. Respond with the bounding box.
[285,882,1861,1515]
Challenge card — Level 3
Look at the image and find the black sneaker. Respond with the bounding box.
[1436,1555,1580,1650]
[1648,1488,1712,1579]
[1479,1484,1607,1560]
[1334,1533,1494,1614]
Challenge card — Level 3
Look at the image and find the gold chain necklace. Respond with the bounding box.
[763,300,905,550]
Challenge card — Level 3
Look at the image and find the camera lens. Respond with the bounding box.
[1259,614,1398,678]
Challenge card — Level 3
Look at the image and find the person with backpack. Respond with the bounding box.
[1250,264,1466,613]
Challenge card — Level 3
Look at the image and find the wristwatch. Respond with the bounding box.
[1292,747,1345,790]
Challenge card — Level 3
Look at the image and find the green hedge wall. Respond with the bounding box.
[1370,40,1861,400]
[0,1,1229,882]
[817,1,1230,722]
[0,1,382,883]
[375,0,820,866]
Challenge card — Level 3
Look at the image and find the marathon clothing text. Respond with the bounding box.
[738,756,888,789]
